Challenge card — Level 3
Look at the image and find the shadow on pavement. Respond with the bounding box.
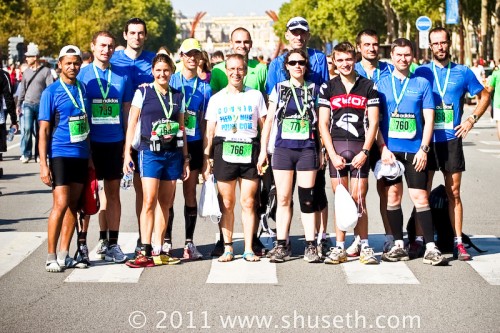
[2,189,51,196]
[0,217,47,226]
[0,172,39,180]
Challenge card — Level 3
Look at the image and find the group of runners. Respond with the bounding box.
[39,16,490,272]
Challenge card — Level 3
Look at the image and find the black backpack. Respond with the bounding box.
[407,185,486,253]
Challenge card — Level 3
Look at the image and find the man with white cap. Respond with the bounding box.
[39,45,92,272]
[166,38,212,259]
[17,42,54,163]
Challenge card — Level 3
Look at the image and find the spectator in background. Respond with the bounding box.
[471,58,486,86]
[198,50,212,84]
[81,51,93,68]
[210,51,224,66]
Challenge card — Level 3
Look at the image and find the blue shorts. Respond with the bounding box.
[139,149,183,181]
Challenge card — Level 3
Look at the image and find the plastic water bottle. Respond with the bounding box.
[150,131,160,151]
[176,128,184,148]
[120,162,134,190]
[7,128,16,142]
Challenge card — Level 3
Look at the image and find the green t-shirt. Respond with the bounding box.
[489,69,500,109]
[210,59,267,94]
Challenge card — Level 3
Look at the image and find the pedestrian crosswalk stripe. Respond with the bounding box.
[479,141,500,146]
[0,232,46,279]
[337,234,420,284]
[465,236,500,286]
[206,233,278,284]
[65,232,142,283]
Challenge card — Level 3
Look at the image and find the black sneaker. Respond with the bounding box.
[270,244,291,263]
[317,238,332,258]
[252,236,267,256]
[211,240,224,257]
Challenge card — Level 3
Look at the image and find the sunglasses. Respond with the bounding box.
[287,60,306,66]
[288,20,309,29]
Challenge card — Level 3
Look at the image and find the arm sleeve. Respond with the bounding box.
[45,68,54,87]
[317,83,331,108]
[38,89,53,122]
[123,75,134,103]
[131,88,145,109]
[205,96,217,122]
[421,80,435,110]
[17,77,26,107]
[367,82,380,107]
[268,86,278,104]
[466,68,486,96]
[257,92,268,118]
[266,60,279,95]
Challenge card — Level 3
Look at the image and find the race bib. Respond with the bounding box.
[388,113,416,139]
[69,114,90,143]
[281,118,309,140]
[434,104,454,130]
[185,110,196,137]
[91,98,120,124]
[222,140,252,164]
[153,120,180,136]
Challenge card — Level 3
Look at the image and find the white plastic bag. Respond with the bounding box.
[198,174,222,223]
[335,183,359,231]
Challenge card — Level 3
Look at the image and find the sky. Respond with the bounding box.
[170,0,288,17]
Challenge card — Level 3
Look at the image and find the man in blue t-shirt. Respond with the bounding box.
[349,29,395,257]
[167,38,212,259]
[78,31,134,265]
[415,27,490,261]
[39,45,91,272]
[376,38,446,266]
[110,17,155,254]
[266,17,330,255]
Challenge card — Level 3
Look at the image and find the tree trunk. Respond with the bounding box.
[383,0,396,44]
[495,0,500,62]
[481,0,489,60]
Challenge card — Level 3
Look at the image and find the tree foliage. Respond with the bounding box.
[0,0,179,61]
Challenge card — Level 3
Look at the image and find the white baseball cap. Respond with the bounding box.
[286,17,309,32]
[58,45,81,60]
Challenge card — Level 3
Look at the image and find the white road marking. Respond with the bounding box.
[340,234,419,284]
[478,149,500,153]
[6,142,21,151]
[466,236,500,285]
[65,232,142,283]
[479,141,500,145]
[206,233,277,284]
[0,232,46,278]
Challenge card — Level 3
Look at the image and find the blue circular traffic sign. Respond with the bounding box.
[415,16,432,31]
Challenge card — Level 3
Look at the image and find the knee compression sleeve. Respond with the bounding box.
[298,186,315,213]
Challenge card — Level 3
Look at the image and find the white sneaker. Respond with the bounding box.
[183,242,203,260]
[20,156,29,163]
[162,242,172,255]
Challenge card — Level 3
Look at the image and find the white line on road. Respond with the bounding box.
[466,236,500,285]
[65,232,142,283]
[479,141,500,145]
[7,142,20,151]
[0,232,47,278]
[341,234,419,284]
[478,149,500,153]
[206,233,278,284]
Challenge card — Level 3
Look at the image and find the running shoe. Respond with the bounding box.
[407,241,425,259]
[57,255,79,269]
[45,260,62,273]
[153,252,181,266]
[383,239,394,253]
[183,242,203,260]
[210,240,224,257]
[126,254,155,268]
[304,244,321,263]
[75,244,91,267]
[359,247,379,265]
[423,247,447,266]
[162,242,172,255]
[95,239,109,259]
[381,245,410,262]
[346,235,361,257]
[105,244,128,263]
[453,243,472,261]
[252,237,267,256]
[317,238,332,259]
[269,244,291,263]
[324,247,347,265]
[20,156,29,164]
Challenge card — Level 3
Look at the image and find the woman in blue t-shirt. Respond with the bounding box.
[257,48,321,264]
[123,54,190,268]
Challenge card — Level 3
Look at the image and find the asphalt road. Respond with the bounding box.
[1,104,499,333]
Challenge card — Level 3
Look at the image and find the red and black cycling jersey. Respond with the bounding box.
[318,75,379,142]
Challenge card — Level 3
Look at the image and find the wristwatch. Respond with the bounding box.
[468,114,479,123]
[361,149,369,156]
[420,145,430,153]
[184,154,192,162]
